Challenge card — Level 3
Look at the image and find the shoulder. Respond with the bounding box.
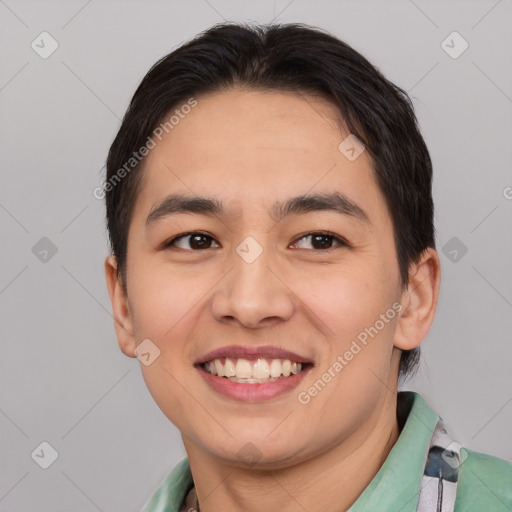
[455,447,512,511]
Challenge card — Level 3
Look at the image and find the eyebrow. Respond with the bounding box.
[145,192,371,228]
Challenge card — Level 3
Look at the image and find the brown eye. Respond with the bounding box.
[291,232,348,250]
[163,232,220,250]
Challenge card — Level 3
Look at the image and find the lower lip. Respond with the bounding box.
[196,364,312,402]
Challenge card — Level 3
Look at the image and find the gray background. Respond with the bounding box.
[1,0,511,510]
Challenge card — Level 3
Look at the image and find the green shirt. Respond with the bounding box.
[141,391,512,511]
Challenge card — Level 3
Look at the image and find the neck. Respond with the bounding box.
[183,392,401,512]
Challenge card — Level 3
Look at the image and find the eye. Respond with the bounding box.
[291,232,349,251]
[163,232,220,251]
[162,231,349,251]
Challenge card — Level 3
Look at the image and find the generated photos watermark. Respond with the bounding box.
[297,301,403,404]
[93,97,198,200]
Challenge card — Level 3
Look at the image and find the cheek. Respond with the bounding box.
[128,261,196,341]
[296,266,397,388]
[130,267,202,428]
[139,362,193,435]
[296,268,383,339]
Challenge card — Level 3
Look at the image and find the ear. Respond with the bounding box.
[104,254,137,358]
[394,247,441,351]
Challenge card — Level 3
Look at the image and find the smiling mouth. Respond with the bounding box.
[200,356,312,383]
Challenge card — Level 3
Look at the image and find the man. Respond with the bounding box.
[103,22,511,511]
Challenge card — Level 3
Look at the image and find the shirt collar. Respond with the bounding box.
[349,391,440,511]
[140,456,193,512]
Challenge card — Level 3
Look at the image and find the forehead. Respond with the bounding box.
[132,88,388,226]
[156,88,348,160]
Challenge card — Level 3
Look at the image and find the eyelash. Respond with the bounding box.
[161,231,350,251]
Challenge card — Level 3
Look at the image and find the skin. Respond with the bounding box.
[105,88,441,512]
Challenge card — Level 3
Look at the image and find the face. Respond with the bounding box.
[106,88,436,469]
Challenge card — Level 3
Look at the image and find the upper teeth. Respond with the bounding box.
[204,357,303,380]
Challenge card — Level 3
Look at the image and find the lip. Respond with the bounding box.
[197,363,313,402]
[195,344,313,365]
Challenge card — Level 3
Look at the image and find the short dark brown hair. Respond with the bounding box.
[104,21,436,381]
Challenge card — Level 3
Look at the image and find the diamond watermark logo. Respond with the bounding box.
[31,441,59,469]
[338,134,365,161]
[441,441,468,469]
[31,32,59,59]
[32,237,58,263]
[442,236,468,263]
[134,338,161,366]
[236,442,262,466]
[236,236,263,264]
[441,31,469,59]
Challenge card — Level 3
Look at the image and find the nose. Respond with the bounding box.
[211,240,295,328]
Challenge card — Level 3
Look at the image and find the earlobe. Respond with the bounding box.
[104,255,137,358]
[394,248,441,351]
